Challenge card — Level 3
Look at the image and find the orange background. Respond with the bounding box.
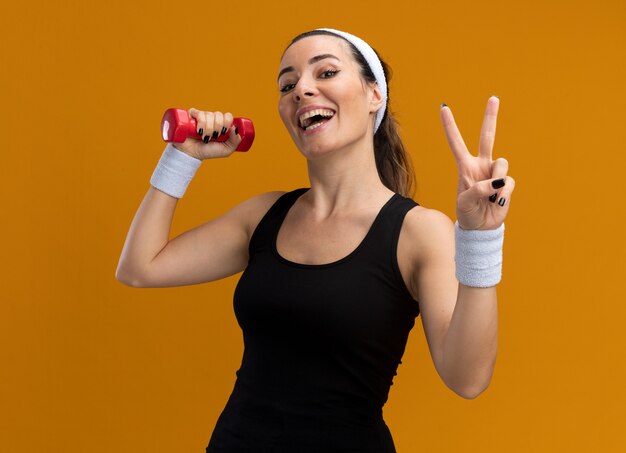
[1,0,624,451]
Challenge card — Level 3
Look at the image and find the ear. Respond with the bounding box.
[368,82,384,114]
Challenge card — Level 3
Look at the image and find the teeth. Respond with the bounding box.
[305,121,326,131]
[298,109,335,128]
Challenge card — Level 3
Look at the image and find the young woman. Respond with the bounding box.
[117,28,515,452]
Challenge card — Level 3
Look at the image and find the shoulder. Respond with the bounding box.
[396,204,456,300]
[230,190,288,238]
[399,204,455,266]
[230,190,287,223]
[402,204,455,239]
[244,190,289,209]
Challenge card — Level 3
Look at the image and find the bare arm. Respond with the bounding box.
[115,186,284,288]
[116,108,285,288]
[115,186,177,286]
[398,208,498,399]
[442,282,497,399]
[406,96,512,399]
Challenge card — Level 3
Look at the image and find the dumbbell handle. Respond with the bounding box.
[161,108,254,152]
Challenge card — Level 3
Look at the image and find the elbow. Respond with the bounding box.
[115,265,144,288]
[443,370,493,400]
[455,384,489,400]
[453,376,493,400]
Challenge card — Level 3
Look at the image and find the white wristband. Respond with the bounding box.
[454,221,505,288]
[150,143,202,199]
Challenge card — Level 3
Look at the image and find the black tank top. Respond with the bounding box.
[206,188,421,452]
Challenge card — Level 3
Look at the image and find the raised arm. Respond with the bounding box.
[115,187,284,288]
[398,208,497,400]
[115,107,285,288]
[398,97,516,399]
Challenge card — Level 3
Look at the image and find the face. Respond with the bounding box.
[277,35,383,158]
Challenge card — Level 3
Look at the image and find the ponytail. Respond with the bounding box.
[374,107,416,198]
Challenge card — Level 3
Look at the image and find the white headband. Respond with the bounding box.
[315,28,387,133]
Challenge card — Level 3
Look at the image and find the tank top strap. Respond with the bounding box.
[359,193,420,300]
[381,193,420,246]
[248,188,310,257]
[364,193,420,251]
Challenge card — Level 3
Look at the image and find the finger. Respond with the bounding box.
[440,104,470,165]
[487,157,509,203]
[198,110,208,139]
[188,108,203,137]
[213,111,224,139]
[223,112,234,130]
[478,96,499,160]
[202,112,215,144]
[492,175,515,208]
[225,121,243,150]
[460,175,511,205]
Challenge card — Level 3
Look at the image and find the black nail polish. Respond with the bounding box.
[491,178,505,189]
[489,193,498,203]
[441,103,447,108]
[498,197,506,207]
[235,125,239,135]
[212,131,219,140]
[203,135,209,144]
[220,127,227,136]
[198,128,203,136]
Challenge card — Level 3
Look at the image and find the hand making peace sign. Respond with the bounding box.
[440,96,516,231]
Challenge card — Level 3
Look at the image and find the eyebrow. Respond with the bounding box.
[277,54,341,81]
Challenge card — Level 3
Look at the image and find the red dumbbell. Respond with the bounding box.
[161,108,255,152]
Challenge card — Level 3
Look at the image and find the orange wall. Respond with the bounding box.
[1,0,624,451]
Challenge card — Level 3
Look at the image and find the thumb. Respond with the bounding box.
[224,123,243,151]
[460,177,507,204]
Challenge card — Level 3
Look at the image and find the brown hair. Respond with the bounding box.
[287,30,416,198]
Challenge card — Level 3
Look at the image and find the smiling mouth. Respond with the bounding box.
[298,109,335,131]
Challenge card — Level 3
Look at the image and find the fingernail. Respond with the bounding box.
[489,193,498,203]
[440,103,447,109]
[198,128,203,136]
[493,95,499,99]
[212,131,219,140]
[235,125,239,135]
[491,178,505,189]
[498,197,506,207]
[220,127,227,136]
[203,135,209,144]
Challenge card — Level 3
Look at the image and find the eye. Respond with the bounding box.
[320,69,339,79]
[279,82,296,93]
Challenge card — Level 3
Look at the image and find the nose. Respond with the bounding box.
[293,76,317,102]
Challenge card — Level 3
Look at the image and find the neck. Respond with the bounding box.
[303,133,393,218]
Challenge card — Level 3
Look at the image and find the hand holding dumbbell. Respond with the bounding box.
[161,108,255,160]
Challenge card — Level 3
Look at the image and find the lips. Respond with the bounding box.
[295,105,336,131]
[298,108,335,129]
